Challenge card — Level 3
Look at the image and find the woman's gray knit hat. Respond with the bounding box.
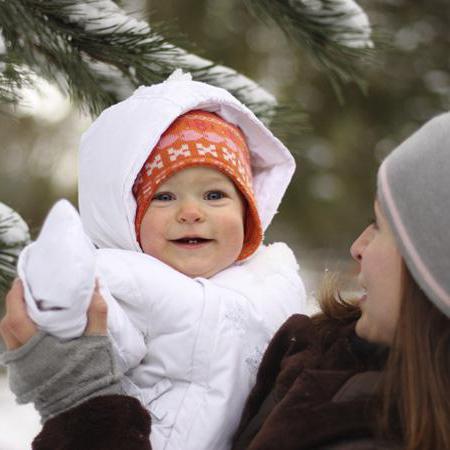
[377,112,450,318]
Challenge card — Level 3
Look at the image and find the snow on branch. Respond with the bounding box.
[0,28,31,104]
[0,0,278,120]
[290,0,373,48]
[243,0,376,92]
[0,0,376,121]
[0,203,30,300]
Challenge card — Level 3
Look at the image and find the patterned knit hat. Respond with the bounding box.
[377,112,450,318]
[133,110,263,261]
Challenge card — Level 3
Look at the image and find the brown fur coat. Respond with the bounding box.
[231,314,398,450]
[33,395,152,450]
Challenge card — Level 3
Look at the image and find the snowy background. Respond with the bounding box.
[0,373,40,450]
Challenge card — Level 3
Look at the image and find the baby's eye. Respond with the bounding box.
[152,192,175,202]
[205,190,226,201]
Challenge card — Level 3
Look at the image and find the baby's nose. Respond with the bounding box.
[177,202,205,223]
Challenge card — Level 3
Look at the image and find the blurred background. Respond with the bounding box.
[2,0,449,288]
[0,1,449,448]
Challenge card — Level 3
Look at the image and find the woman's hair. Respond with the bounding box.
[314,268,450,449]
[379,263,450,450]
[310,272,361,338]
[310,273,378,360]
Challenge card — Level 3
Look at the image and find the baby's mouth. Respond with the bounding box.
[171,237,212,245]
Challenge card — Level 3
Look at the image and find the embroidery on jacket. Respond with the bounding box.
[224,302,247,334]
[245,346,264,377]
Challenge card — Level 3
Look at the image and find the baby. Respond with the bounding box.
[18,71,306,450]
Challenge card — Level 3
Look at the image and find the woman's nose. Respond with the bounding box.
[177,201,205,224]
[350,226,371,262]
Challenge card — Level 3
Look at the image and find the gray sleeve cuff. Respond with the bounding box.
[1,331,48,364]
[2,333,124,422]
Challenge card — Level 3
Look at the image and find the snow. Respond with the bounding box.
[292,0,373,48]
[0,374,41,450]
[86,57,136,100]
[0,203,30,247]
[61,0,277,108]
[41,0,370,96]
[207,64,276,105]
[1,0,373,117]
[166,68,192,82]
[12,75,72,124]
[66,0,148,35]
[157,51,277,108]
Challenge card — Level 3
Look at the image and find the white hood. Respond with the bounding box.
[79,72,296,251]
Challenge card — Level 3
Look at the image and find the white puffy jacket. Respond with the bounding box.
[98,242,304,450]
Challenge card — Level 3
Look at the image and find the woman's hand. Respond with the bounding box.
[1,279,37,350]
[1,278,118,423]
[1,281,151,449]
[0,278,108,350]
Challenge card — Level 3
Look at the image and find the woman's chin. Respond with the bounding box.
[355,316,366,340]
[355,315,394,346]
[355,315,374,343]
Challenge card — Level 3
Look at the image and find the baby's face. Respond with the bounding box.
[140,166,245,278]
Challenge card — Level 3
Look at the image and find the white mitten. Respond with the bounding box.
[17,199,96,339]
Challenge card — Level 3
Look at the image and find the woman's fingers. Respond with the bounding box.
[84,281,108,336]
[1,277,108,346]
[0,319,22,350]
[0,279,38,350]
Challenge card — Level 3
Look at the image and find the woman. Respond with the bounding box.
[232,112,450,449]
[1,113,450,449]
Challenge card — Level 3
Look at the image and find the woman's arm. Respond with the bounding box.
[0,279,152,450]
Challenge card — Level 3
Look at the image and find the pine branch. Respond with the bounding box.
[1,0,179,113]
[243,0,378,94]
[0,1,276,115]
[0,0,378,122]
[0,0,307,145]
[0,204,30,301]
[0,36,32,105]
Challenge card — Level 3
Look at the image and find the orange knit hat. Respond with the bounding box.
[133,110,263,261]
